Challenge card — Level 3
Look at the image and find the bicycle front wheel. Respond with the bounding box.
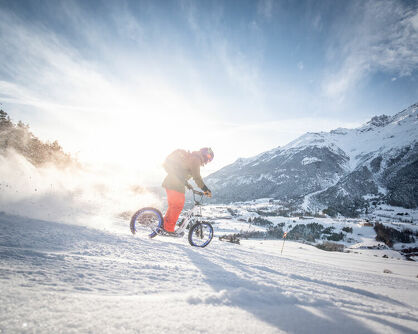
[130,207,163,238]
[188,222,213,247]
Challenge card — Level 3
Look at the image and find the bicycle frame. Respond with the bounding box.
[174,190,204,234]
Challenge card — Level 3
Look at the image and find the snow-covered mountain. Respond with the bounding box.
[206,103,418,216]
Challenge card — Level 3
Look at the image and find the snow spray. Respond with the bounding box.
[0,149,161,232]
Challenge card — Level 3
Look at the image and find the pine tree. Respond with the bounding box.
[0,110,12,128]
[0,109,7,121]
[0,108,74,167]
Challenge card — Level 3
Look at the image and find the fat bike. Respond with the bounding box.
[130,189,214,248]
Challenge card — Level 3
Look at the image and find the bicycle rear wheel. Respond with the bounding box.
[130,207,163,238]
[188,221,213,247]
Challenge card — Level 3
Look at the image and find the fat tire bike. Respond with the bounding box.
[130,189,214,248]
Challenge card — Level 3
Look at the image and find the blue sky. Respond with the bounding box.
[0,0,417,183]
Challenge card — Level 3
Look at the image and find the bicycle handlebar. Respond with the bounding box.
[190,188,209,206]
[192,189,205,196]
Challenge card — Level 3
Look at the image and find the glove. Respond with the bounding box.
[202,185,212,197]
[185,182,193,190]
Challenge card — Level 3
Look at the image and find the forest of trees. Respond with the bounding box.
[0,109,74,167]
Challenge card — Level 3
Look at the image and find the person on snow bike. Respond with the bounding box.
[161,147,214,235]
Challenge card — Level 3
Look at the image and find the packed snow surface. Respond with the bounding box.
[1,213,417,333]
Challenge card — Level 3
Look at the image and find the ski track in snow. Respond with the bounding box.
[1,213,417,333]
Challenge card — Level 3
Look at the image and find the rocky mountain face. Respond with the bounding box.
[206,103,418,216]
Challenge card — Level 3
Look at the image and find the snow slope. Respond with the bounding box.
[282,103,418,171]
[1,213,417,333]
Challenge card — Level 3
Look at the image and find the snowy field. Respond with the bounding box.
[1,213,417,333]
[202,201,418,258]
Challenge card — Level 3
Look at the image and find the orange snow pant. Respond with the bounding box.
[163,189,185,232]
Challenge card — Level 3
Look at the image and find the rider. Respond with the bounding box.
[161,147,214,235]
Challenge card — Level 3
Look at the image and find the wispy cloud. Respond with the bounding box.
[0,5,206,166]
[0,1,267,180]
[216,41,262,97]
[181,1,263,98]
[312,13,322,31]
[0,0,415,181]
[322,0,418,101]
[257,0,274,20]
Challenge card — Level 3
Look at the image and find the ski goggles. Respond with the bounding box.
[206,148,214,162]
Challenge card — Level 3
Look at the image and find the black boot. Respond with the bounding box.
[161,231,184,238]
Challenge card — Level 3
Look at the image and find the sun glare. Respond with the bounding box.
[68,75,213,185]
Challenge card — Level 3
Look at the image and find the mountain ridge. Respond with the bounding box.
[206,103,418,216]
